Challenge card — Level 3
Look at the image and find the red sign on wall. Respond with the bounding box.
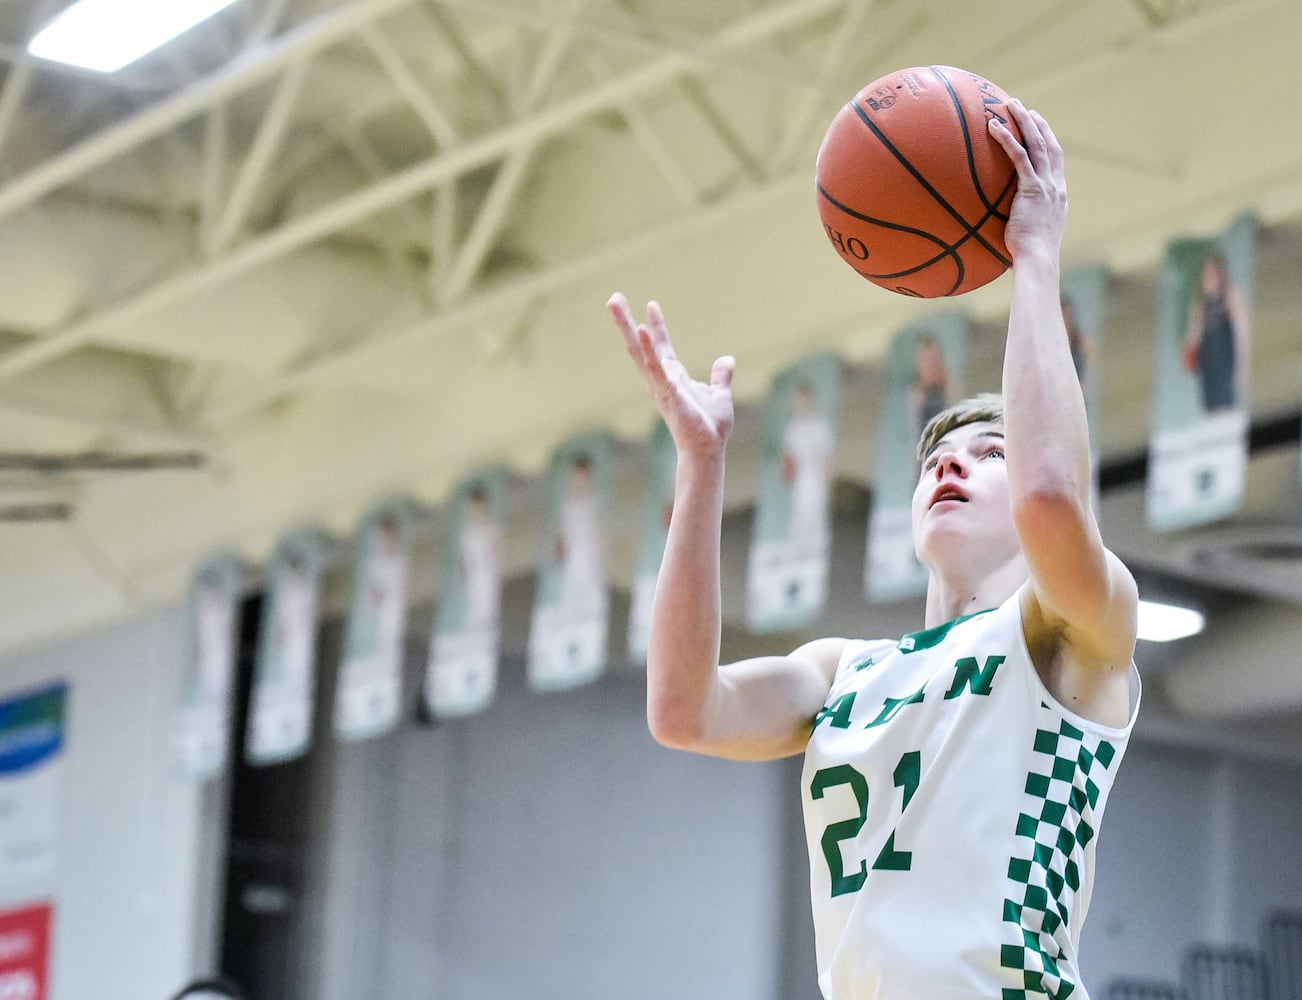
[0,902,52,1000]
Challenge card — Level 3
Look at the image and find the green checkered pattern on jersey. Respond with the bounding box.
[1000,711,1118,1000]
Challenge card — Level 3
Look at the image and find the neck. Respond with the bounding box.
[923,554,1027,628]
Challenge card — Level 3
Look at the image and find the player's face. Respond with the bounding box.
[910,420,1015,565]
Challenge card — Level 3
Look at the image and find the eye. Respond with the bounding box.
[922,455,938,472]
[984,447,1005,460]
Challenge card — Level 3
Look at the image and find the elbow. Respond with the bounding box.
[646,687,710,752]
[647,703,703,752]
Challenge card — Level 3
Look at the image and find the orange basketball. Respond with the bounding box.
[816,66,1023,298]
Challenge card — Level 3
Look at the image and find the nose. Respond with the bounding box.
[933,449,968,479]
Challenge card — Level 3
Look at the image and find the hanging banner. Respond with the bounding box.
[246,529,325,765]
[1060,264,1108,501]
[1147,215,1256,531]
[527,435,612,692]
[628,423,677,663]
[179,554,241,780]
[0,901,52,1000]
[424,470,508,719]
[334,500,413,742]
[865,315,968,603]
[746,354,842,632]
[0,684,65,887]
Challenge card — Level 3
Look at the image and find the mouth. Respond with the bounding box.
[929,485,969,509]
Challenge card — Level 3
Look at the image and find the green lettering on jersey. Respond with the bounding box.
[813,692,857,730]
[897,609,992,654]
[943,654,1006,699]
[863,684,925,729]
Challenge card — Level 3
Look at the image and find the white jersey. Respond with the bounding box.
[801,589,1140,1000]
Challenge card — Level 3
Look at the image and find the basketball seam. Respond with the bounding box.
[929,65,1010,223]
[817,183,966,295]
[849,98,1013,270]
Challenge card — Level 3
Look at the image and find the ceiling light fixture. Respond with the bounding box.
[1136,599,1205,643]
[28,0,240,73]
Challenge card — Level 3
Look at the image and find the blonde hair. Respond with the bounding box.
[916,393,1004,461]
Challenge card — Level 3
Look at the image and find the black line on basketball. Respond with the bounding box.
[929,66,1006,221]
[850,99,1011,268]
[817,182,963,282]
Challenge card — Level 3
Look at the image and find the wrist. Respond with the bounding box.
[1010,246,1061,282]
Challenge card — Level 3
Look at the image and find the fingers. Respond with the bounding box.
[988,114,1033,179]
[608,292,683,406]
[710,355,736,390]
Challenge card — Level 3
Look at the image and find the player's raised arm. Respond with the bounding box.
[607,294,843,761]
[987,102,1137,697]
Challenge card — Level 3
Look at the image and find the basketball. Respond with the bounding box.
[816,66,1024,298]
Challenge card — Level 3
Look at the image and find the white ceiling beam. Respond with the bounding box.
[438,141,537,304]
[0,393,213,449]
[440,0,591,302]
[205,58,311,256]
[360,21,459,146]
[206,168,813,424]
[771,0,877,169]
[199,104,229,247]
[0,0,425,223]
[583,51,699,207]
[676,75,764,184]
[516,0,592,112]
[0,0,849,384]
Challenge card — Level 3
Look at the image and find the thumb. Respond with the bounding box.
[710,355,736,390]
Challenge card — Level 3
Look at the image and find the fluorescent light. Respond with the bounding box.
[29,0,240,73]
[1136,599,1205,643]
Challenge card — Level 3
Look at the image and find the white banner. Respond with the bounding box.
[865,316,969,603]
[746,354,842,632]
[247,529,325,765]
[527,436,612,692]
[1147,216,1256,530]
[425,471,507,719]
[179,554,241,780]
[335,501,412,741]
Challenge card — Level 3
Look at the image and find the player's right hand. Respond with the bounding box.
[608,293,736,458]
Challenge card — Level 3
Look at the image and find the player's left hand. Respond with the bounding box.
[988,98,1067,264]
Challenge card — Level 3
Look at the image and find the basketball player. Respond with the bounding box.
[607,99,1139,999]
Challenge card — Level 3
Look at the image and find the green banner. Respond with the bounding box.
[745,354,842,632]
[527,434,612,691]
[179,552,241,779]
[865,315,969,603]
[1147,215,1256,530]
[335,499,413,741]
[425,469,508,719]
[247,528,325,766]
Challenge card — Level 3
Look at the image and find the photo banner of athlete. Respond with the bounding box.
[246,528,326,766]
[179,552,242,780]
[334,499,414,742]
[1147,214,1256,531]
[424,469,508,720]
[1059,264,1108,504]
[527,434,613,692]
[628,422,676,664]
[746,353,842,632]
[865,315,969,603]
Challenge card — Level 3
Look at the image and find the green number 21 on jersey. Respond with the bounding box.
[809,751,921,897]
